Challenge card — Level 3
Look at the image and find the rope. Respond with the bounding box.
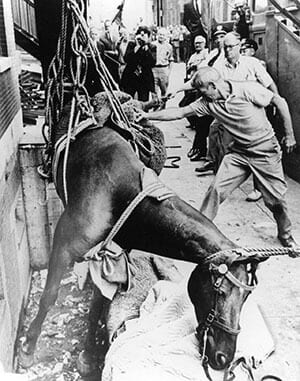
[240,246,298,258]
[102,181,170,248]
[205,246,299,264]
[62,96,76,205]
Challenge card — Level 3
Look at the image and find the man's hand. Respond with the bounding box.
[281,134,297,154]
[134,108,148,123]
[165,91,177,100]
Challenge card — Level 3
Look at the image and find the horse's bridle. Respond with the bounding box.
[196,262,257,380]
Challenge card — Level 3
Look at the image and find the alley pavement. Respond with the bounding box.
[157,63,300,380]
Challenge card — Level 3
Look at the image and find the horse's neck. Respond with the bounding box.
[117,197,237,265]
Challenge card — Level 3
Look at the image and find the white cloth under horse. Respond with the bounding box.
[101,279,275,381]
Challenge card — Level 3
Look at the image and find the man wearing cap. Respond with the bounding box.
[152,28,174,99]
[195,31,279,175]
[134,66,298,249]
[203,25,227,67]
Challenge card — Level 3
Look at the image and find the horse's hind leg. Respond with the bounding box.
[19,210,103,368]
[77,286,110,376]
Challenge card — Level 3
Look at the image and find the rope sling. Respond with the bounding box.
[40,0,133,203]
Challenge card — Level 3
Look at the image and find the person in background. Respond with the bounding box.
[152,27,174,100]
[186,35,208,75]
[204,25,227,67]
[120,26,156,101]
[85,26,104,96]
[182,26,192,62]
[240,38,264,65]
[171,25,180,63]
[184,35,211,161]
[117,27,130,79]
[99,19,120,84]
[171,28,226,161]
[135,66,298,249]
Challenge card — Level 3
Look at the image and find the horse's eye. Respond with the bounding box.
[217,288,226,296]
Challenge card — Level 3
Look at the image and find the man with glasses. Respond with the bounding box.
[134,67,298,249]
[195,31,278,175]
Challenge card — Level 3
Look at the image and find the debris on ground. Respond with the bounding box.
[17,269,93,380]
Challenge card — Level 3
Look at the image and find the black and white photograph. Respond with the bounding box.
[0,0,299,380]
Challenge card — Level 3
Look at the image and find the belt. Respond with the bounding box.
[155,64,169,68]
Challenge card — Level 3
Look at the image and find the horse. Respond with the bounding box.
[18,90,266,374]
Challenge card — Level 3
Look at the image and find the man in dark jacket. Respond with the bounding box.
[120,26,156,101]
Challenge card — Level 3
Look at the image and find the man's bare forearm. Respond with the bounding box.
[145,107,188,121]
[272,95,294,136]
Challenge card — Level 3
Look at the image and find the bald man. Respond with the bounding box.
[135,66,298,249]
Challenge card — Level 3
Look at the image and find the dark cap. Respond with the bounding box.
[241,38,258,51]
[213,25,227,38]
[136,25,151,36]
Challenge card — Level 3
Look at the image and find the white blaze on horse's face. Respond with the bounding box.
[188,260,255,371]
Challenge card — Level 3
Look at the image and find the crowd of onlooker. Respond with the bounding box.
[87,21,194,101]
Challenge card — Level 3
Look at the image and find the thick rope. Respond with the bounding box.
[205,246,299,264]
[240,246,297,257]
[102,182,172,248]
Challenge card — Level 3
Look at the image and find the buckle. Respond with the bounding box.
[206,311,215,324]
[218,263,228,274]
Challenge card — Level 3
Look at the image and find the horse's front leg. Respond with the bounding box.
[77,286,110,376]
[19,210,100,368]
[19,244,71,367]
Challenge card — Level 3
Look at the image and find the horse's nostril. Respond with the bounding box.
[215,351,228,369]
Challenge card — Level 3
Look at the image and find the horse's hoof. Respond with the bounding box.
[18,344,34,369]
[77,350,98,377]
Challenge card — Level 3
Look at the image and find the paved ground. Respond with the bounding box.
[158,63,300,380]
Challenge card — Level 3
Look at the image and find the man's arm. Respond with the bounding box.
[267,80,279,94]
[167,79,194,98]
[135,105,196,122]
[271,94,296,153]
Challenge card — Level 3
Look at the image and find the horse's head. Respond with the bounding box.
[188,249,266,371]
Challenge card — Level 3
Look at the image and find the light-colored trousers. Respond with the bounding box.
[200,137,292,240]
[153,66,170,97]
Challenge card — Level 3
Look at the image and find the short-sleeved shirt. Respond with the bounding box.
[213,55,273,88]
[189,81,275,148]
[152,40,174,67]
[187,49,209,69]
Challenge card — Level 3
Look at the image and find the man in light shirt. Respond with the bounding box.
[152,27,174,99]
[195,32,278,175]
[186,35,208,76]
[134,66,298,249]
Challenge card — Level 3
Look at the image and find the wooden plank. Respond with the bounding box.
[18,144,51,270]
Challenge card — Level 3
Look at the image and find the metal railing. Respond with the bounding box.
[269,0,300,29]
